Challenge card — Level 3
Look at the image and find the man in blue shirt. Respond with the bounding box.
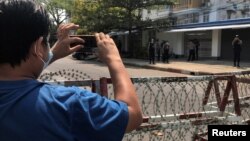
[0,0,143,141]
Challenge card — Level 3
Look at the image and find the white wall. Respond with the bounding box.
[156,32,184,55]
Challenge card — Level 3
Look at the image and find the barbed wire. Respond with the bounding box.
[41,69,250,141]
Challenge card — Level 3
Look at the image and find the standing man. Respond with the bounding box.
[0,0,142,141]
[148,38,155,64]
[194,39,200,60]
[155,39,161,61]
[187,40,195,61]
[232,35,243,67]
[162,41,170,63]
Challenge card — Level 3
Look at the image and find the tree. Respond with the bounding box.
[70,0,101,34]
[35,0,74,42]
[36,0,175,56]
[103,0,175,57]
[70,0,125,34]
[36,0,73,26]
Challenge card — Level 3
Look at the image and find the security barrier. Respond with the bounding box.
[40,70,250,141]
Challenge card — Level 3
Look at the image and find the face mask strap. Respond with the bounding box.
[34,44,53,68]
[33,36,53,69]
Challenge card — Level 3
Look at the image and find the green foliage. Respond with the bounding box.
[36,0,175,34]
[70,0,175,34]
[69,0,125,34]
[36,0,175,56]
[71,0,98,34]
[102,0,175,57]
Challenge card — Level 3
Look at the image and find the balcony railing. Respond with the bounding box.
[172,4,189,11]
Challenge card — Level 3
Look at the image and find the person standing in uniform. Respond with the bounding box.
[155,39,161,61]
[148,38,155,64]
[160,40,165,62]
[162,41,170,63]
[187,40,195,61]
[232,35,243,67]
[193,39,200,60]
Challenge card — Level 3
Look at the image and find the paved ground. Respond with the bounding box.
[122,58,250,75]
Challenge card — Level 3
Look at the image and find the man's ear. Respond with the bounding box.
[31,37,44,57]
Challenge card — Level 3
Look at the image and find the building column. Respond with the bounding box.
[174,32,184,56]
[211,29,221,59]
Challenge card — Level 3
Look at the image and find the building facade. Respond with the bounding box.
[142,0,250,61]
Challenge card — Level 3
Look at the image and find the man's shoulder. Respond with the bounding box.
[40,83,91,98]
[36,84,96,113]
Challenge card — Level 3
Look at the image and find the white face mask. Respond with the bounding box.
[40,48,53,70]
[35,44,53,70]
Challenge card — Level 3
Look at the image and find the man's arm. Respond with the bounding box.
[239,40,243,45]
[232,38,237,46]
[46,23,143,132]
[95,33,143,132]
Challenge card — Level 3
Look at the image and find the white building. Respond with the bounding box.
[142,0,250,61]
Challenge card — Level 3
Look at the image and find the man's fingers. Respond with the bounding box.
[95,32,111,41]
[105,34,110,39]
[95,33,100,42]
[99,32,105,40]
[69,45,83,53]
[57,23,80,38]
[58,23,79,31]
[69,37,85,45]
[65,23,79,30]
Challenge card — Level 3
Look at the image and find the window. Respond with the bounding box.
[203,12,209,22]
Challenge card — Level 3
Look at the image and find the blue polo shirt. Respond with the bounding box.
[0,79,128,141]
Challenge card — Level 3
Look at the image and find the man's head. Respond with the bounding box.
[0,0,51,67]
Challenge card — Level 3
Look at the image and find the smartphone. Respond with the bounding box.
[70,35,99,59]
[69,35,97,48]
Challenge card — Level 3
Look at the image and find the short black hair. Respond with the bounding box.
[0,0,51,67]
